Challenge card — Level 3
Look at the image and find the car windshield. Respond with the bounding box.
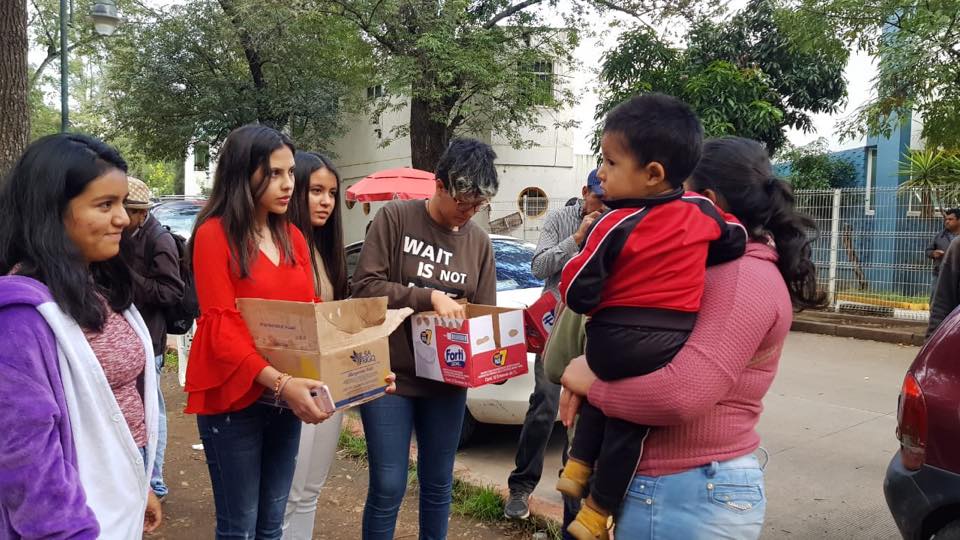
[493,239,543,292]
[152,203,203,239]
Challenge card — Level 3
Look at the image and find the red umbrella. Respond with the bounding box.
[345,167,437,202]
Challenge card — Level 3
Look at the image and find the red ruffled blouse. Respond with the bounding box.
[184,217,315,415]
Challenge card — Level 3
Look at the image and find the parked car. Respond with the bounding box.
[883,308,960,539]
[151,198,206,239]
[346,235,547,445]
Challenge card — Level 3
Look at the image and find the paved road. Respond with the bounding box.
[454,332,918,539]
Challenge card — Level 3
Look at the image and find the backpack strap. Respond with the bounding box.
[143,221,174,274]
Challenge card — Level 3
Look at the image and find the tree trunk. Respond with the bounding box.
[217,0,287,129]
[0,0,29,176]
[409,96,450,172]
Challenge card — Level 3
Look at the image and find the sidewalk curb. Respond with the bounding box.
[341,416,564,526]
[791,319,926,346]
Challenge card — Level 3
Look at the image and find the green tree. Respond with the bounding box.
[778,139,858,190]
[596,0,848,153]
[29,85,60,140]
[786,0,960,148]
[26,0,140,91]
[301,0,716,170]
[99,0,373,162]
[898,149,960,218]
[27,39,183,195]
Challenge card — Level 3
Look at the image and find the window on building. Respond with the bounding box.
[366,85,385,100]
[194,144,210,172]
[524,60,554,106]
[864,147,877,215]
[518,187,548,218]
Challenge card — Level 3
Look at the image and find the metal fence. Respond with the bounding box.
[487,187,958,321]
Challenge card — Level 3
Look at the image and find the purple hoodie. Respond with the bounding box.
[0,276,99,539]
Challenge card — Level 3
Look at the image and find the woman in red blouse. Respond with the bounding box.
[185,125,332,539]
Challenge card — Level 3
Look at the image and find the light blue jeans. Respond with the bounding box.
[151,354,168,498]
[615,453,766,540]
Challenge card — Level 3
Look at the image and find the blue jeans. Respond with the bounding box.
[197,402,302,540]
[359,392,467,540]
[615,453,766,540]
[151,354,168,498]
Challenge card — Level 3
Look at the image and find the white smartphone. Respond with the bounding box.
[312,384,336,413]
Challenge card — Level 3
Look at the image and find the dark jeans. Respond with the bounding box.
[508,355,561,495]
[572,319,690,512]
[359,391,467,540]
[508,356,581,539]
[197,402,302,540]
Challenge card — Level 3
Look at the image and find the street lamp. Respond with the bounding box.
[91,0,121,36]
[60,0,122,132]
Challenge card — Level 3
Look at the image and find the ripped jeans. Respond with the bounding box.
[197,402,302,540]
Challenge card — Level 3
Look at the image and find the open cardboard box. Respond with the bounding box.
[237,296,412,410]
[411,303,529,388]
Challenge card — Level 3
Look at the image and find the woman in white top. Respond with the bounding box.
[282,151,351,538]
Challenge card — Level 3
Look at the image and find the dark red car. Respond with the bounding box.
[884,308,960,539]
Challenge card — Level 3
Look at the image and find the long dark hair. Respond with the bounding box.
[288,151,348,300]
[191,125,296,278]
[0,133,134,331]
[689,136,826,309]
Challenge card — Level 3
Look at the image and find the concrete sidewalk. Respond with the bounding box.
[448,331,916,539]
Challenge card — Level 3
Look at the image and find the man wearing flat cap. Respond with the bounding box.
[122,178,184,504]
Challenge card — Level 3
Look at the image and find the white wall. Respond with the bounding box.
[183,145,214,197]
[330,91,578,244]
[910,113,925,151]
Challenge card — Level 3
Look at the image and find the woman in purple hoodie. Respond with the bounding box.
[0,134,161,538]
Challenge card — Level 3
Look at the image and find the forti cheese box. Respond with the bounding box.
[411,304,528,388]
[237,296,412,410]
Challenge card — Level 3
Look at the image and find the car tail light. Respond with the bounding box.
[897,373,927,470]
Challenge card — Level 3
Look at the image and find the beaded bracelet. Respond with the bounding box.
[274,373,292,407]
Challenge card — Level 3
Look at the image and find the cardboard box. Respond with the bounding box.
[237,296,412,410]
[523,291,558,354]
[411,304,529,388]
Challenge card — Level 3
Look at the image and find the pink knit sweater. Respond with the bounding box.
[588,242,793,476]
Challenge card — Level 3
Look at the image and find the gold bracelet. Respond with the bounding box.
[273,375,293,407]
[273,373,291,406]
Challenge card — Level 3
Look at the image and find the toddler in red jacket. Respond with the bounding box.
[556,94,747,540]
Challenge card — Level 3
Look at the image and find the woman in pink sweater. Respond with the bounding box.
[560,136,825,539]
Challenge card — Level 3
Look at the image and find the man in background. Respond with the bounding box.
[123,179,185,502]
[928,238,960,338]
[926,208,960,296]
[504,169,604,531]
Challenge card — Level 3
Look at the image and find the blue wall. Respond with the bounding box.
[787,114,939,299]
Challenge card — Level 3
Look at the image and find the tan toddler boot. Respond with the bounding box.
[566,500,613,540]
[556,458,592,499]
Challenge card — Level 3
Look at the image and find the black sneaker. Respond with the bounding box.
[504,491,531,520]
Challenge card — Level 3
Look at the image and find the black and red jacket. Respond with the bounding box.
[559,188,747,319]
